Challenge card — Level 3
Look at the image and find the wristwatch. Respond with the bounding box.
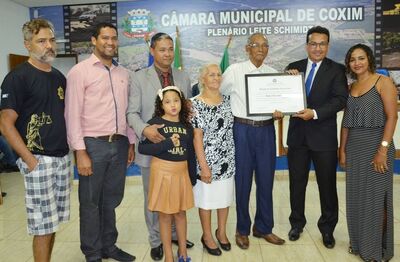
[381,141,389,147]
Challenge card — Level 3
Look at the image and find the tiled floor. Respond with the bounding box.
[0,171,399,262]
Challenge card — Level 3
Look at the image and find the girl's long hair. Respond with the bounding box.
[153,89,192,128]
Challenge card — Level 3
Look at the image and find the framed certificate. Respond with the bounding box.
[245,73,306,116]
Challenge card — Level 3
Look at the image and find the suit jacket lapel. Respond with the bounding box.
[310,58,328,96]
[299,60,308,96]
[171,68,181,87]
[147,65,162,92]
[299,59,308,74]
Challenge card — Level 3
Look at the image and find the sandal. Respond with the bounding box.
[348,245,359,255]
[178,255,192,262]
[348,246,354,254]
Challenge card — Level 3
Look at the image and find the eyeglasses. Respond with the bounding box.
[308,42,328,49]
[248,43,269,49]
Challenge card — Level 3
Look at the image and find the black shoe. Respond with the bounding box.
[288,227,303,241]
[171,239,194,249]
[1,192,6,197]
[86,259,101,262]
[322,233,335,249]
[201,237,221,256]
[215,229,231,251]
[150,244,163,261]
[102,248,135,261]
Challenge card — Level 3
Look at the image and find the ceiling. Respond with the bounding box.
[10,0,133,7]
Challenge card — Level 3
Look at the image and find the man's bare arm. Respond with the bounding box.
[0,109,37,171]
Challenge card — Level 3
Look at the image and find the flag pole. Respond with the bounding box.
[226,33,233,48]
[174,26,182,70]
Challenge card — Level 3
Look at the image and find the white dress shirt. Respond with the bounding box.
[220,60,277,121]
[305,59,322,92]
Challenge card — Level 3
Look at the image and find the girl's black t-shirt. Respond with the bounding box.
[139,116,196,185]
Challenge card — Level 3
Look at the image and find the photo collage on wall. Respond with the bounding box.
[63,2,117,61]
[30,6,65,53]
[375,0,400,97]
[381,0,400,69]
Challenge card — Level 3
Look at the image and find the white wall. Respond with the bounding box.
[0,0,29,82]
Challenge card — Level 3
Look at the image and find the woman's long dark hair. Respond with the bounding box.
[153,89,192,128]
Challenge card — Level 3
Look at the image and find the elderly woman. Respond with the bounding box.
[339,44,398,262]
[191,64,235,256]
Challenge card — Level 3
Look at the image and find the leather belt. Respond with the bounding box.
[93,134,125,142]
[234,116,274,127]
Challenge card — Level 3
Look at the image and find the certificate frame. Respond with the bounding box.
[245,73,306,116]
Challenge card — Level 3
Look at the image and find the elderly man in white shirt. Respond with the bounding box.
[220,33,285,249]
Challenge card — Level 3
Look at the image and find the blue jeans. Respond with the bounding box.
[79,136,129,261]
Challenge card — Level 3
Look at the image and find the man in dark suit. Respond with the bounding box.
[285,26,348,248]
[126,32,193,261]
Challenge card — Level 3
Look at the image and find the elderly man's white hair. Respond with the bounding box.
[246,33,268,45]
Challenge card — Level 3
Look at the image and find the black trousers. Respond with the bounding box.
[287,146,338,234]
[79,137,129,261]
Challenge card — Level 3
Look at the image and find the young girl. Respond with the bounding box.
[139,86,195,262]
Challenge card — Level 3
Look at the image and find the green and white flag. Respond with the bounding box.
[174,26,182,70]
